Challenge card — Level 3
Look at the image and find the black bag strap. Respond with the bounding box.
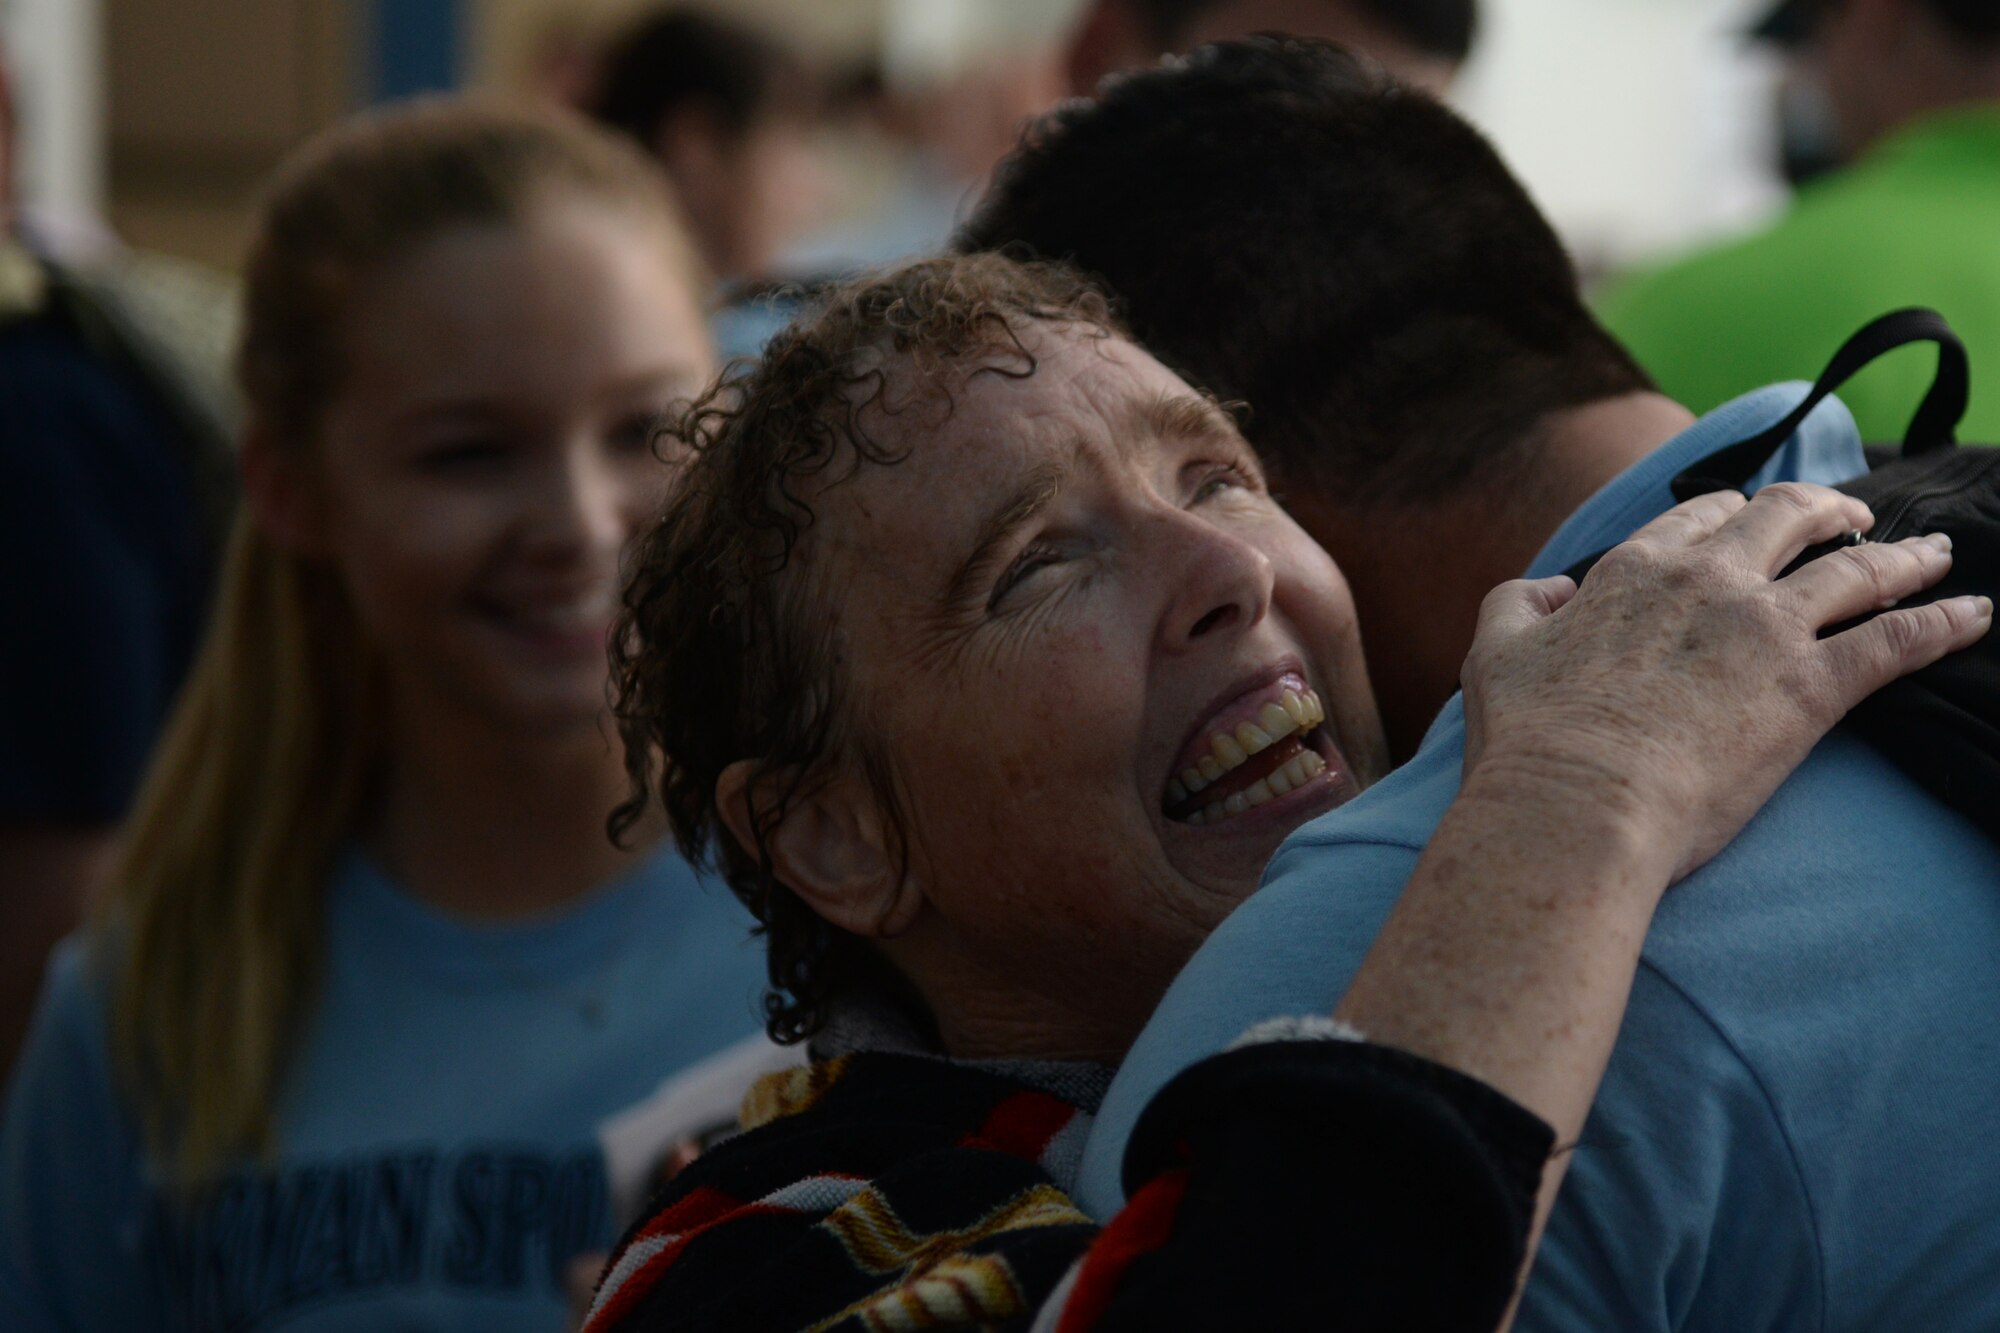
[1671,307,1969,501]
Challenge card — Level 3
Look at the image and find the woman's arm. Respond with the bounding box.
[1333,482,1990,1316]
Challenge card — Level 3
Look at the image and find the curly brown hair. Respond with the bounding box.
[610,252,1121,1042]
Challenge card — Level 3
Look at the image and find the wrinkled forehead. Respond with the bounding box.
[810,323,1205,557]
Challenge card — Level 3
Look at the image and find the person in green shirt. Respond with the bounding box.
[1600,0,2000,443]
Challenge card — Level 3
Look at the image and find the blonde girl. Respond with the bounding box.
[0,102,764,1331]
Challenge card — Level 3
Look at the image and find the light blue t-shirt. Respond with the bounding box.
[0,845,765,1332]
[1082,384,2000,1330]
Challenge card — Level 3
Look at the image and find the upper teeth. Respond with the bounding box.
[1185,749,1327,826]
[1176,688,1325,799]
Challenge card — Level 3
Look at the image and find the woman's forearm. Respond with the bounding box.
[1335,761,1668,1149]
[1332,759,1674,1322]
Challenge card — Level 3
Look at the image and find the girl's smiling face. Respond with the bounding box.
[305,200,714,736]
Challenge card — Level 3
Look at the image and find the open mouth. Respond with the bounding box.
[470,588,619,650]
[1164,674,1339,827]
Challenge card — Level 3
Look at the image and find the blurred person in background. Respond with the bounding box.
[1601,0,2000,442]
[1064,0,1477,95]
[591,9,830,290]
[0,41,234,1083]
[0,102,764,1331]
[772,48,1065,283]
[963,37,2000,1330]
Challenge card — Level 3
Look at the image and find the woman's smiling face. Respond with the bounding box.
[813,321,1387,1057]
[308,200,714,736]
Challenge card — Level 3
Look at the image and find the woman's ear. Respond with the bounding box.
[715,760,923,940]
[241,418,330,556]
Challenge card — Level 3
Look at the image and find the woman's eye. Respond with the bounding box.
[1191,465,1252,502]
[418,440,509,474]
[990,546,1063,609]
[609,412,662,454]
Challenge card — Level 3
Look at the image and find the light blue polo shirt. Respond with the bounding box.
[1081,385,2000,1331]
[1,844,766,1333]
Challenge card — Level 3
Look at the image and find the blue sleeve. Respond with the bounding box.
[1075,839,1418,1219]
[1514,966,1822,1333]
[0,939,167,1332]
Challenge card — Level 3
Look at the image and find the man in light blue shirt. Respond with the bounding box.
[1084,382,2000,1330]
[963,37,2000,1328]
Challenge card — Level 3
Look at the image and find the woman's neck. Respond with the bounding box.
[364,695,664,919]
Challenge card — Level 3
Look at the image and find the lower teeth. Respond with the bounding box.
[1183,743,1327,825]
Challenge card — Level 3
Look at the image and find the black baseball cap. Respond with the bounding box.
[1751,0,2000,46]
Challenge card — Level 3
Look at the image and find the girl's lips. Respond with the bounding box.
[471,595,616,657]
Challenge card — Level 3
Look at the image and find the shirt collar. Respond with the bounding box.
[1528,382,1867,578]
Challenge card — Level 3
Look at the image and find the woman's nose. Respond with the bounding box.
[528,446,630,558]
[1157,516,1276,652]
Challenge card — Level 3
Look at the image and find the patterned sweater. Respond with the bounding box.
[583,1022,1554,1333]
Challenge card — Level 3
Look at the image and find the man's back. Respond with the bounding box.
[1528,729,2000,1328]
[1079,388,2000,1327]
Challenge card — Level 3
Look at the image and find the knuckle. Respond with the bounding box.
[1672,548,1732,595]
[1834,545,1899,605]
[1732,590,1792,644]
[1592,541,1651,581]
[1479,577,1530,616]
[1877,606,1929,658]
[1701,489,1750,520]
[1756,481,1821,514]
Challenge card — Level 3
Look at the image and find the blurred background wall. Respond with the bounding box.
[1,0,1789,275]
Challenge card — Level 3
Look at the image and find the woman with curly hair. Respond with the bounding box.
[584,253,1986,1331]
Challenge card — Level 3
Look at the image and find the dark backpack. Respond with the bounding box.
[1578,308,2000,845]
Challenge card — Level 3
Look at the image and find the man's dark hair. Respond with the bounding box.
[1130,0,1477,62]
[591,8,807,146]
[959,36,1649,508]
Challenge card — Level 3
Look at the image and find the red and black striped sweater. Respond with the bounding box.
[585,1032,1553,1332]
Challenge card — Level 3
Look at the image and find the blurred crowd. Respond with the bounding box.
[3,1,2000,1330]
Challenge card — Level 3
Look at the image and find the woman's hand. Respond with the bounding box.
[1342,483,1987,1315]
[1460,482,1991,885]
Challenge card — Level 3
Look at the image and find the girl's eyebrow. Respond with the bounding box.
[388,364,711,429]
[389,397,512,430]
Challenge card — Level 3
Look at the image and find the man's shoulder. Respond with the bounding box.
[1638,730,2000,1057]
